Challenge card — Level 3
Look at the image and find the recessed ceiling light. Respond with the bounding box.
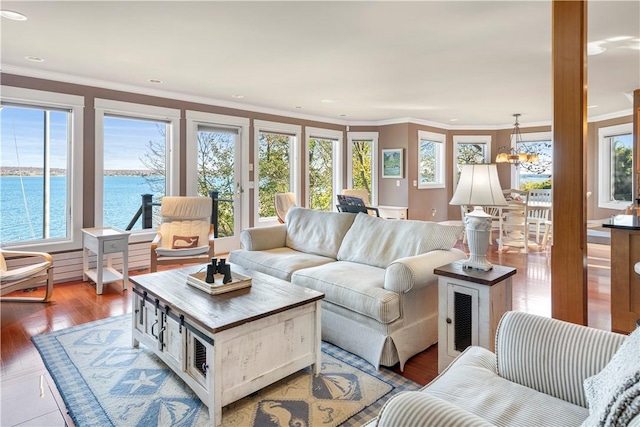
[606,36,633,42]
[148,79,162,84]
[588,105,598,109]
[0,10,27,21]
[232,94,244,99]
[450,118,458,122]
[24,56,44,62]
[321,99,337,104]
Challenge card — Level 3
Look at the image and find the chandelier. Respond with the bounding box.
[495,114,539,165]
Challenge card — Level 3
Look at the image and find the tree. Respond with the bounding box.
[419,141,436,183]
[351,141,372,194]
[258,133,290,218]
[613,139,632,201]
[139,126,236,237]
[308,138,334,211]
[196,131,235,237]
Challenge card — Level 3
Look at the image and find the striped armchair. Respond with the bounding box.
[375,311,639,427]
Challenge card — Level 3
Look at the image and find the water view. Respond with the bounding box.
[1,175,162,242]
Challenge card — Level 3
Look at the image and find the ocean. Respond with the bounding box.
[1,175,162,243]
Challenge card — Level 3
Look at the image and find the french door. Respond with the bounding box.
[186,112,250,254]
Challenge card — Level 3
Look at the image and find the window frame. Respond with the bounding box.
[418,130,446,189]
[452,134,492,190]
[598,122,633,210]
[346,132,379,206]
[304,126,343,211]
[1,86,84,252]
[253,120,301,226]
[94,99,180,242]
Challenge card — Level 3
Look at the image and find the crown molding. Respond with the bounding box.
[1,65,633,131]
[1,65,349,126]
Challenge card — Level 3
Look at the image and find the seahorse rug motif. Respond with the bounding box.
[33,315,420,427]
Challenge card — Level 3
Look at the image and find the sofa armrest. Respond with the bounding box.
[495,311,627,408]
[239,224,287,251]
[384,248,466,293]
[375,391,496,427]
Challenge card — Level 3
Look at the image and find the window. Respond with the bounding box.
[347,132,378,205]
[0,86,83,251]
[598,123,633,210]
[306,127,342,211]
[254,120,301,224]
[453,135,491,186]
[514,132,552,191]
[95,99,180,236]
[418,130,446,189]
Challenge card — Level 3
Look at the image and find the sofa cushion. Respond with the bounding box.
[228,247,335,282]
[337,213,464,268]
[425,346,589,426]
[285,207,356,259]
[582,327,640,427]
[291,261,400,324]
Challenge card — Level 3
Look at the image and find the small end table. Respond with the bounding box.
[82,227,130,295]
[434,260,516,372]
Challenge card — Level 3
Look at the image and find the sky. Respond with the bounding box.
[1,106,164,170]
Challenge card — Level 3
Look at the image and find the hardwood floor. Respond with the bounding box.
[0,241,612,425]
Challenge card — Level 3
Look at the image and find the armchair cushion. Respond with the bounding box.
[582,327,640,427]
[424,346,589,426]
[155,246,210,257]
[159,219,210,250]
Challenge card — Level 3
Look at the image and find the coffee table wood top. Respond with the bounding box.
[130,264,324,333]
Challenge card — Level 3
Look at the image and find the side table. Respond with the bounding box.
[82,227,130,295]
[376,205,408,220]
[434,260,516,372]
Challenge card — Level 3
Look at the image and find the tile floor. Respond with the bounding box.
[1,367,73,426]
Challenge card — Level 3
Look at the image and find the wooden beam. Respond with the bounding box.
[551,1,588,325]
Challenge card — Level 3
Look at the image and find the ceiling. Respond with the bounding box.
[1,1,639,127]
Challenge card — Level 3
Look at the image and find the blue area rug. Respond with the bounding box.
[32,315,420,426]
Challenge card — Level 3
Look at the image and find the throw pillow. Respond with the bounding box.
[171,235,199,249]
[582,326,640,427]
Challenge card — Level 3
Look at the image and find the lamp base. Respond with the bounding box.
[462,257,494,271]
[463,206,494,271]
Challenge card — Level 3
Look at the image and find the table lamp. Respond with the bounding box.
[450,164,508,271]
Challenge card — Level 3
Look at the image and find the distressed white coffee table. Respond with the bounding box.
[130,264,323,426]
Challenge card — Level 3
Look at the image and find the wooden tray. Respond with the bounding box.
[186,270,252,295]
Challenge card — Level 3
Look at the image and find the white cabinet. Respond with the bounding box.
[435,260,515,373]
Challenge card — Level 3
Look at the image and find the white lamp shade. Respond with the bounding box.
[450,164,508,207]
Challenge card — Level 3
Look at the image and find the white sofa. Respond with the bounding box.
[374,311,640,427]
[229,206,465,370]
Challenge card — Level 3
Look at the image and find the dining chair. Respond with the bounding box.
[527,189,552,243]
[0,250,54,302]
[341,189,372,207]
[500,189,531,253]
[150,196,215,272]
[336,195,380,217]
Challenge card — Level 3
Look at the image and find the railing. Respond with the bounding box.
[125,191,234,238]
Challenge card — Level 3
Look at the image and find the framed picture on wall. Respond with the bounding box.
[382,148,403,178]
